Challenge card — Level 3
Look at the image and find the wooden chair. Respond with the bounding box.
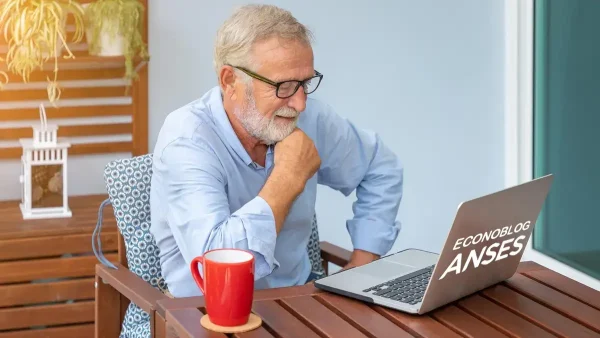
[93,154,352,337]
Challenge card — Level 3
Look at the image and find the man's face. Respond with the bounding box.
[233,37,314,145]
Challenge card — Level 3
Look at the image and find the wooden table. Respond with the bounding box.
[0,194,118,337]
[158,262,600,338]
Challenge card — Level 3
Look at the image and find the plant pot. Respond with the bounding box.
[41,39,65,58]
[83,3,125,57]
[33,17,67,58]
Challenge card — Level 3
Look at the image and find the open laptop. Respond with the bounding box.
[314,174,553,314]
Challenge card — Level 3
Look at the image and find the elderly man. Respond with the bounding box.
[150,4,403,298]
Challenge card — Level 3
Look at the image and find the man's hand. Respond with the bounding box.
[273,128,321,185]
[258,128,321,233]
[342,249,380,270]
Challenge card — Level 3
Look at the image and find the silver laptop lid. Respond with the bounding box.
[418,174,553,314]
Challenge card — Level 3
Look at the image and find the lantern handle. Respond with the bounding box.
[39,104,47,130]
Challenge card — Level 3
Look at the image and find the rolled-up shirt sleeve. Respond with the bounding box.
[157,136,279,280]
[314,102,403,256]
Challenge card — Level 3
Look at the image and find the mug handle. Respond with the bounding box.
[190,256,205,294]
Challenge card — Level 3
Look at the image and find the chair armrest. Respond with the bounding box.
[96,263,168,313]
[319,241,352,267]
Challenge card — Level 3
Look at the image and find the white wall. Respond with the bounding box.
[147,0,506,256]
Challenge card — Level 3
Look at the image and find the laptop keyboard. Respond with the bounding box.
[362,265,435,305]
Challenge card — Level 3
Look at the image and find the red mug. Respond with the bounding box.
[190,248,255,326]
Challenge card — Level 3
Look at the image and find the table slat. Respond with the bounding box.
[374,306,463,338]
[505,274,600,333]
[166,308,226,338]
[483,284,600,338]
[458,294,555,337]
[524,269,600,311]
[233,325,275,338]
[315,293,413,338]
[279,295,368,338]
[252,300,320,338]
[431,305,509,338]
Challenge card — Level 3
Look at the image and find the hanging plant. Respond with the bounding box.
[0,0,86,102]
[84,0,149,81]
[0,57,7,89]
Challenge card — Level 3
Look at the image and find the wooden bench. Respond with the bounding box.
[0,194,117,338]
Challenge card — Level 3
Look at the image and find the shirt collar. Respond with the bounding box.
[207,86,256,166]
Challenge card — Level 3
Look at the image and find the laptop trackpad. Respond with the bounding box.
[353,260,415,279]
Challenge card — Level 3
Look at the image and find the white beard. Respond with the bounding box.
[234,89,299,145]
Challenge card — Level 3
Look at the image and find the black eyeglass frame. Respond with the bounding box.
[231,65,323,98]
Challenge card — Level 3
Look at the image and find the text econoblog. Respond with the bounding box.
[438,221,531,280]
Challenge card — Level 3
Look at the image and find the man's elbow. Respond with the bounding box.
[381,146,403,184]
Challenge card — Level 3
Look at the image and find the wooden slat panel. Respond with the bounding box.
[0,56,130,72]
[0,86,127,101]
[524,269,600,311]
[0,232,117,261]
[0,27,82,47]
[373,306,462,338]
[0,124,132,141]
[0,141,132,159]
[483,284,600,337]
[432,305,509,338]
[252,300,320,338]
[0,148,20,159]
[458,295,555,337]
[279,295,368,338]
[0,301,94,331]
[71,47,94,58]
[0,277,94,307]
[505,274,600,333]
[315,293,413,338]
[69,141,132,155]
[5,67,127,83]
[132,62,148,155]
[0,253,117,284]
[0,105,132,120]
[0,323,94,338]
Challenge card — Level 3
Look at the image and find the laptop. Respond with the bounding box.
[314,174,553,314]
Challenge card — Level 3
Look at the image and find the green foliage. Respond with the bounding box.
[0,0,86,101]
[85,0,148,80]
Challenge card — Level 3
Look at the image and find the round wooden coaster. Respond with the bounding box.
[200,313,262,333]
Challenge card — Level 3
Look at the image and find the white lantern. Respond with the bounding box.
[19,104,72,219]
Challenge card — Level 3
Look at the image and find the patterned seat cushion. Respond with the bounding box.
[95,153,325,337]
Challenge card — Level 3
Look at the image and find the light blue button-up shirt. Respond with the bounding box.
[150,86,403,298]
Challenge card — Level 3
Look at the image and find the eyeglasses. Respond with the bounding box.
[231,66,323,99]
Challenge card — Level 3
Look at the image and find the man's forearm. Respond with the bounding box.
[258,168,304,233]
[342,249,380,270]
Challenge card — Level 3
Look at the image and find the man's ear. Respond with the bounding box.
[219,66,237,100]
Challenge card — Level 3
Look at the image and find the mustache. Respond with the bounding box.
[275,108,299,118]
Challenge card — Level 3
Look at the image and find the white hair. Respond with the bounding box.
[213,4,314,79]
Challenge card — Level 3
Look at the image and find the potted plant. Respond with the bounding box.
[0,0,86,102]
[84,0,149,81]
